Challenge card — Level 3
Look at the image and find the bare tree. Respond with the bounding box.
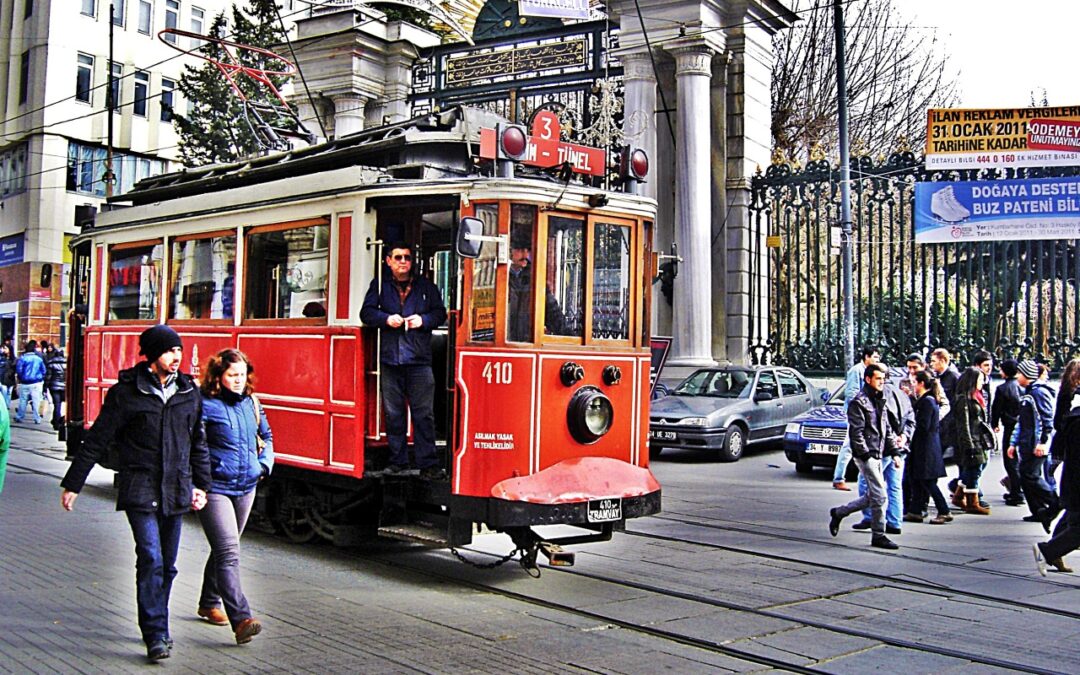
[771,0,958,163]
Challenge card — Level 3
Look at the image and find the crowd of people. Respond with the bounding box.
[0,338,67,428]
[827,346,1077,577]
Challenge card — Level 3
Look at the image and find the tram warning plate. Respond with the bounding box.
[806,442,841,455]
[587,498,622,523]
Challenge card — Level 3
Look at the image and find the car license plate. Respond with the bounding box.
[650,430,676,440]
[587,498,622,523]
[806,442,840,455]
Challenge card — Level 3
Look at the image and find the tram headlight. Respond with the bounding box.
[567,386,614,444]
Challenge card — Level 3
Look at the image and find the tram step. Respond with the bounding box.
[377,524,448,547]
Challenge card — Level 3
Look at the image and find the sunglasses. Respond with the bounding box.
[391,254,412,261]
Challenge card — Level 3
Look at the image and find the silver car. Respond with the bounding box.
[649,366,821,462]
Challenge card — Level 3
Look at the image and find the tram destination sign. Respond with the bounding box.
[925,105,1080,170]
[445,38,588,87]
[914,175,1080,243]
[479,110,607,177]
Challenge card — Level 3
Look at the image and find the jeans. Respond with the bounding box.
[1019,452,1059,517]
[958,462,986,492]
[832,440,852,483]
[381,364,437,469]
[198,491,256,628]
[1001,422,1024,499]
[126,509,183,645]
[1039,510,1080,562]
[860,455,903,529]
[15,381,43,423]
[48,388,63,428]
[835,456,887,534]
[917,478,952,516]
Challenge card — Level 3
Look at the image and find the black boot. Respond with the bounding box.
[871,534,899,550]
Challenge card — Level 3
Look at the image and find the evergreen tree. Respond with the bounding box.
[174,0,293,166]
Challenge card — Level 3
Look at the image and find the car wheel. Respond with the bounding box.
[649,444,663,460]
[795,461,814,474]
[717,425,745,462]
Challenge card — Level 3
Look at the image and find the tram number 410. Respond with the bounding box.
[481,361,513,385]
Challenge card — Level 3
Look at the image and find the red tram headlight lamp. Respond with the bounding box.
[567,386,614,444]
[620,146,649,182]
[497,124,529,161]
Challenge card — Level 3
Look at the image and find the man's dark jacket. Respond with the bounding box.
[61,366,210,515]
[935,365,961,405]
[1059,401,1080,510]
[1014,381,1056,453]
[882,384,915,457]
[991,377,1021,430]
[360,273,447,366]
[847,384,888,460]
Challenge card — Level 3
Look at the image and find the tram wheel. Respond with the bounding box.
[279,514,318,544]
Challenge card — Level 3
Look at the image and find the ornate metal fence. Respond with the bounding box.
[748,147,1080,374]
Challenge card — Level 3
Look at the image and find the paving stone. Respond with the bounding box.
[822,644,969,673]
[741,625,878,661]
[657,609,801,644]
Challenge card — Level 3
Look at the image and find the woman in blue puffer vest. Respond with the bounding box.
[195,349,273,646]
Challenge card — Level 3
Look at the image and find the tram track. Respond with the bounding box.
[628,513,1080,618]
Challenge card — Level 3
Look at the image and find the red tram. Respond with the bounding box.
[65,107,660,569]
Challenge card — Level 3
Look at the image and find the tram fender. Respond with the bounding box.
[490,457,660,504]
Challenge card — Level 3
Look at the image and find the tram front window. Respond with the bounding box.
[108,243,163,321]
[592,222,631,341]
[506,204,536,343]
[469,204,498,342]
[545,216,583,337]
[169,233,236,320]
[245,221,329,321]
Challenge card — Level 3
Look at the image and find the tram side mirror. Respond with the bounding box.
[456,217,484,259]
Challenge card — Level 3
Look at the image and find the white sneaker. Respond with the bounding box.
[1033,543,1047,577]
[930,185,971,223]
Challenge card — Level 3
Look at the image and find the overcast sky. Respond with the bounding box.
[898,0,1079,108]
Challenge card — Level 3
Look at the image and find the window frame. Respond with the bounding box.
[166,228,237,325]
[137,0,153,34]
[111,0,125,27]
[18,51,29,105]
[105,239,164,325]
[133,71,149,117]
[160,77,175,122]
[164,0,179,42]
[190,6,204,48]
[76,53,94,104]
[242,218,330,326]
[108,61,122,114]
[586,213,636,346]
[81,0,96,17]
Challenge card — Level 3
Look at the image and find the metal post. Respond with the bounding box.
[105,3,115,199]
[834,0,854,367]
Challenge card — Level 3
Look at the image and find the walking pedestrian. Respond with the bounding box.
[14,340,45,424]
[44,343,66,431]
[993,359,1025,505]
[954,367,996,514]
[1049,359,1080,491]
[851,370,914,534]
[360,242,448,479]
[1033,389,1080,576]
[904,370,954,525]
[832,345,880,491]
[973,350,994,409]
[196,349,273,645]
[930,348,961,404]
[828,363,899,549]
[60,324,210,661]
[0,343,14,411]
[1008,359,1061,533]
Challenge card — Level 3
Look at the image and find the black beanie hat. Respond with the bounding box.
[139,325,182,362]
[1000,359,1019,378]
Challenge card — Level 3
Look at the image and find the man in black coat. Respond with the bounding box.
[61,325,210,661]
[992,359,1024,505]
[829,364,899,550]
[1033,392,1080,575]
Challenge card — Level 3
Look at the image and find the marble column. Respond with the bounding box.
[333,95,367,139]
[617,49,658,202]
[667,43,716,367]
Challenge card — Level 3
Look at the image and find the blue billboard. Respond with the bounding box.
[914,176,1080,243]
[0,234,24,267]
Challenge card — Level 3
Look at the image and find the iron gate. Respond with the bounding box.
[748,147,1080,374]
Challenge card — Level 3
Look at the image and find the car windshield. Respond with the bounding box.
[824,366,908,405]
[673,369,753,398]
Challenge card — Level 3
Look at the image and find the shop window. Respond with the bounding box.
[108,243,163,321]
[245,221,329,321]
[544,216,583,337]
[468,203,498,342]
[591,222,631,341]
[169,233,236,320]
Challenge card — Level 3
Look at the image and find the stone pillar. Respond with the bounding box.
[333,95,367,139]
[652,61,676,337]
[710,53,730,360]
[618,49,658,203]
[667,42,716,367]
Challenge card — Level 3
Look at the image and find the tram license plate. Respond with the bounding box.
[806,442,840,455]
[650,430,676,440]
[587,498,622,523]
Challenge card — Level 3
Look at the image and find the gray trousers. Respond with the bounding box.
[197,491,256,628]
[835,456,887,534]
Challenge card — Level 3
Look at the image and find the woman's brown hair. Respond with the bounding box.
[200,348,255,398]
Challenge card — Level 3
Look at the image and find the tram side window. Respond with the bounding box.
[506,203,537,342]
[108,243,163,321]
[169,233,236,320]
[469,203,498,341]
[592,222,631,341]
[545,216,583,337]
[245,222,329,321]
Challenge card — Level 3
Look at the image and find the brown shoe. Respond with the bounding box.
[832,481,851,491]
[951,483,966,509]
[1048,558,1074,573]
[929,514,952,525]
[235,617,262,644]
[197,607,229,626]
[963,490,991,515]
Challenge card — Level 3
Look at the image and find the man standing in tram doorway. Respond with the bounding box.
[361,242,447,479]
[60,324,210,662]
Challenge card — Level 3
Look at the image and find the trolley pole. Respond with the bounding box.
[834,0,854,368]
[105,3,115,199]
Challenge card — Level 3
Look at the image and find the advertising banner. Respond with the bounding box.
[925,106,1080,170]
[0,234,24,268]
[914,176,1080,243]
[518,0,590,20]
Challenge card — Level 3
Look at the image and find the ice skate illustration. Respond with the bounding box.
[930,185,971,224]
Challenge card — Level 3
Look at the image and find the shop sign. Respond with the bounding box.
[0,234,24,268]
[925,106,1080,169]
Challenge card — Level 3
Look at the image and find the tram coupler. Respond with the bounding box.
[539,542,575,567]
